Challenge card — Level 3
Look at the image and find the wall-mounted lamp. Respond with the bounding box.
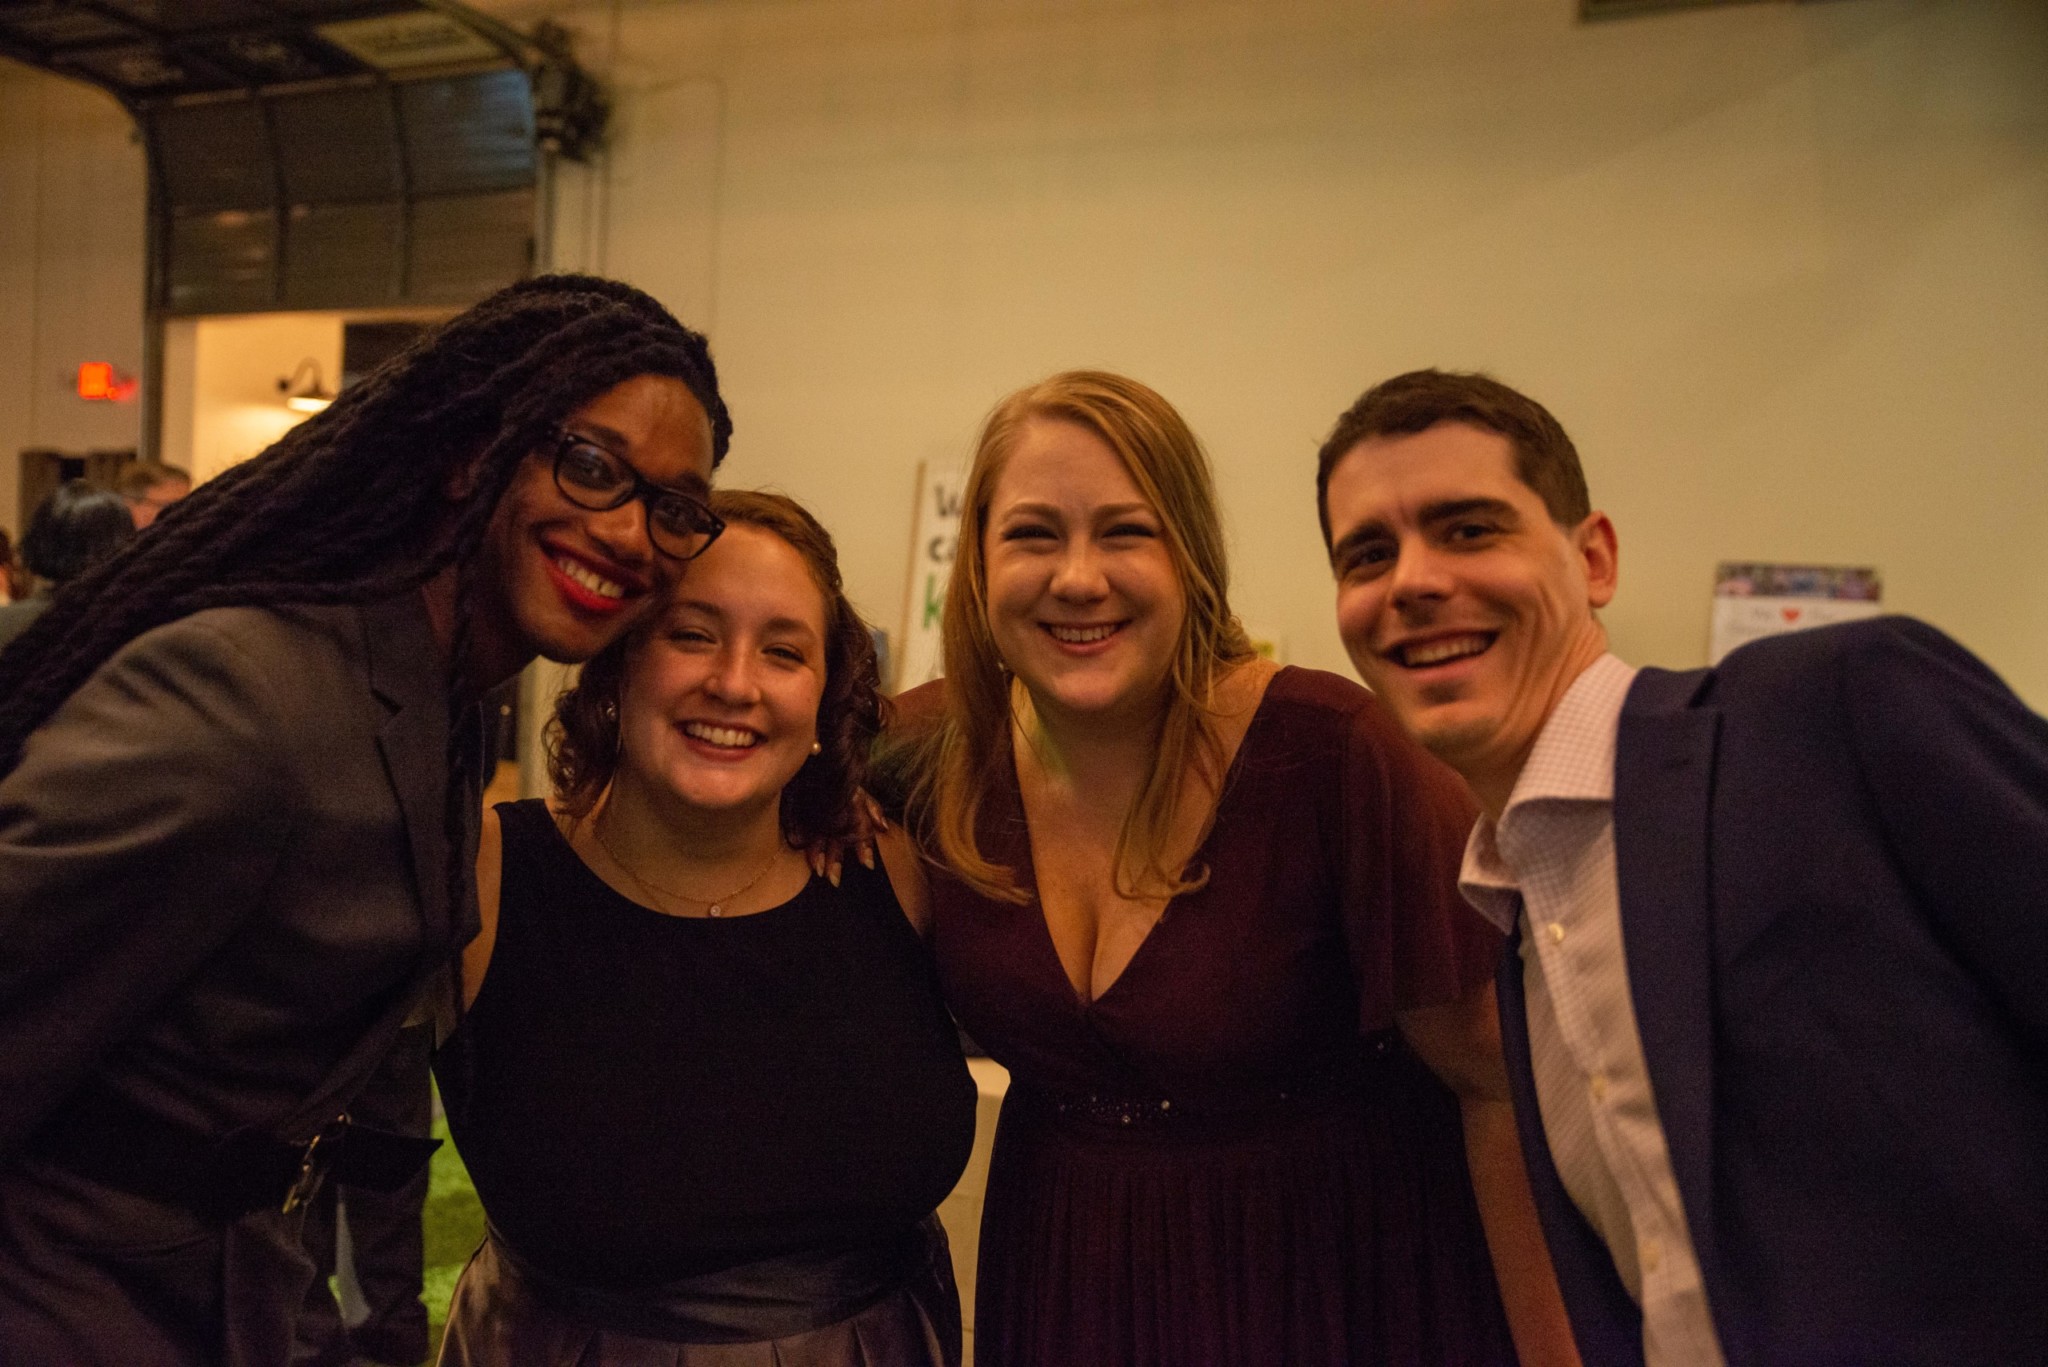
[278,359,335,413]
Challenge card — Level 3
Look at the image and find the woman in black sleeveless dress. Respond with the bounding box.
[436,490,977,1366]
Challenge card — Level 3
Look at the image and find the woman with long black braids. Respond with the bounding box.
[0,274,731,1366]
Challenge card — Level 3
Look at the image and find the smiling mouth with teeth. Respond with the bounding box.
[682,721,762,749]
[557,556,626,600]
[1045,623,1121,644]
[1395,633,1495,668]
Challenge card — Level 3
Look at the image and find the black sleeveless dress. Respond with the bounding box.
[435,799,978,1366]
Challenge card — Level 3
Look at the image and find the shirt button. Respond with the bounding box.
[1589,1074,1609,1103]
[1546,921,1566,945]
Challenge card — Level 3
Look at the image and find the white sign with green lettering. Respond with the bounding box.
[895,462,967,691]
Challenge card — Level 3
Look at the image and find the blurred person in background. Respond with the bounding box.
[116,458,193,529]
[0,480,134,653]
[0,527,28,604]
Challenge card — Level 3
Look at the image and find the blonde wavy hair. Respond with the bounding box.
[915,370,1254,903]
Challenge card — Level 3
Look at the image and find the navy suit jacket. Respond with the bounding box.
[1498,617,2048,1366]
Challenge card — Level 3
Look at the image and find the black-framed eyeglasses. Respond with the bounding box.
[550,428,724,562]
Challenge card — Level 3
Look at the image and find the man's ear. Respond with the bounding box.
[1575,511,1620,610]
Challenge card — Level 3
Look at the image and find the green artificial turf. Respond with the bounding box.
[418,1103,485,1362]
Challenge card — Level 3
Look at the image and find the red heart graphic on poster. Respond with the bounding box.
[1781,607,1802,623]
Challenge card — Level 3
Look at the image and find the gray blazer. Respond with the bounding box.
[0,594,470,1367]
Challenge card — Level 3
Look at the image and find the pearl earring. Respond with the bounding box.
[809,741,822,755]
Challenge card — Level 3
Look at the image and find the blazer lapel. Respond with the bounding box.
[1614,666,1722,1298]
[1499,925,1648,1366]
[360,594,454,953]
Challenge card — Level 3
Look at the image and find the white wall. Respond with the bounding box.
[160,313,343,484]
[526,0,2048,708]
[0,61,148,532]
[3,3,2043,705]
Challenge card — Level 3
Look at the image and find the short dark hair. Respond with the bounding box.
[1315,369,1591,547]
[20,481,133,583]
[548,490,884,847]
[114,460,190,500]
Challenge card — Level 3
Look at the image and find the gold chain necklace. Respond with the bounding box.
[591,812,783,918]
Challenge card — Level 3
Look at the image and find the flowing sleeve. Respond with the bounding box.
[1332,683,1500,1030]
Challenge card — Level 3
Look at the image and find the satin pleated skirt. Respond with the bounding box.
[436,1221,962,1367]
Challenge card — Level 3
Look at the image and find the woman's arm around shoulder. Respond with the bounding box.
[876,823,935,938]
[869,680,948,830]
[1400,982,1581,1367]
[461,804,505,1012]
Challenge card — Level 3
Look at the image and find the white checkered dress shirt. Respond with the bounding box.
[1460,655,1726,1367]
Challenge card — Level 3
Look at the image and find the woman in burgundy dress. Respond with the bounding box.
[890,372,1576,1366]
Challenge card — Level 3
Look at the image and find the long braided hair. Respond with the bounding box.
[0,274,731,778]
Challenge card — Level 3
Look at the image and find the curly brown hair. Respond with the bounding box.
[548,490,884,845]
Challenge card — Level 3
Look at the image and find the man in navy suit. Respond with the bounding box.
[1315,368,2048,1367]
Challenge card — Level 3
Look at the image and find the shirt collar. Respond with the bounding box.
[1458,653,1637,933]
[1503,652,1637,807]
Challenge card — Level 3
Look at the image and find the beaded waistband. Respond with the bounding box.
[1028,1032,1401,1132]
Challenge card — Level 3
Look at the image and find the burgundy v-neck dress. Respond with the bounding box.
[897,667,1514,1367]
